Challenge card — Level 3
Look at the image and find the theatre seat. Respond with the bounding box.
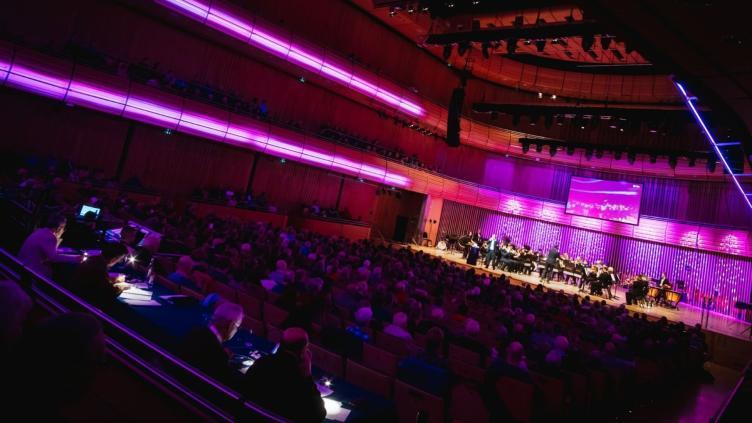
[449,383,489,423]
[309,343,344,377]
[345,359,392,398]
[496,377,534,422]
[362,343,398,377]
[531,371,565,417]
[393,380,444,423]
[155,275,180,293]
[241,317,265,337]
[448,359,485,384]
[237,291,262,320]
[448,343,482,367]
[375,331,411,357]
[262,302,289,327]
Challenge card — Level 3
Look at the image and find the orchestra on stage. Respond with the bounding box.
[436,230,683,309]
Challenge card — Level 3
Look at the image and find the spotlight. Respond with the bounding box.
[298,76,306,83]
[535,39,546,52]
[581,34,595,51]
[443,44,453,60]
[389,6,398,16]
[507,38,518,54]
[551,94,557,100]
[163,128,173,135]
[358,177,364,182]
[127,255,137,264]
[280,158,286,164]
[538,92,543,99]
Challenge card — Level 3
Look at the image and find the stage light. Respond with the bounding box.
[535,39,546,52]
[537,92,543,99]
[443,44,453,60]
[389,6,398,16]
[507,38,518,54]
[551,94,557,100]
[535,143,543,153]
[163,128,173,135]
[298,76,306,83]
[280,158,286,164]
[549,145,557,157]
[127,255,137,264]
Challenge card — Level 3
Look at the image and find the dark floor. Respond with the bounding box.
[613,362,739,423]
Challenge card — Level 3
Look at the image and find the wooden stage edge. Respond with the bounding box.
[406,244,752,343]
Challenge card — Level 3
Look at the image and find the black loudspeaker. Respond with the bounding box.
[446,87,464,147]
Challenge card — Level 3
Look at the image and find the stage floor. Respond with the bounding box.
[409,245,752,342]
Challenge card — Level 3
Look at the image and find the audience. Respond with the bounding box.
[168,255,199,291]
[243,327,326,423]
[383,311,413,341]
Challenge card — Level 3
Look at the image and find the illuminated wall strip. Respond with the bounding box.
[157,0,425,117]
[675,81,752,211]
[1,46,750,257]
[0,59,409,187]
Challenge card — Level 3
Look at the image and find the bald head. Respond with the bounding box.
[211,302,243,342]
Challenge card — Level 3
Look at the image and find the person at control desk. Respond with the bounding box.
[73,241,130,307]
[17,214,80,278]
[181,302,244,386]
[243,327,326,423]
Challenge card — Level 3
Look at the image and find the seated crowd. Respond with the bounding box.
[4,161,714,422]
[319,125,432,171]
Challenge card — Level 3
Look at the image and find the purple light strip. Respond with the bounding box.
[675,81,752,211]
[156,0,425,117]
[0,59,409,187]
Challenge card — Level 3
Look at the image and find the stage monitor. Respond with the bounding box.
[565,177,643,225]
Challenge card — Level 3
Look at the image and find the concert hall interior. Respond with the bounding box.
[3,0,752,422]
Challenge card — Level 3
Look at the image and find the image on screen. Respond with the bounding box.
[565,177,643,225]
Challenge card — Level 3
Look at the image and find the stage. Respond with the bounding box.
[408,244,752,342]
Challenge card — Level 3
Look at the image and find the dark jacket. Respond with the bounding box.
[180,326,236,386]
[73,256,119,306]
[243,350,326,423]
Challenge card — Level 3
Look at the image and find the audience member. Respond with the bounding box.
[73,241,129,306]
[17,213,79,277]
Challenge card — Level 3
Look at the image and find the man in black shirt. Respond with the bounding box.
[243,328,326,423]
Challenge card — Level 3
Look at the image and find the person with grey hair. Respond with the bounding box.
[0,280,33,357]
[17,214,80,277]
[180,301,244,385]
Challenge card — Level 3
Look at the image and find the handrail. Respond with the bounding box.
[711,360,752,422]
[0,248,289,422]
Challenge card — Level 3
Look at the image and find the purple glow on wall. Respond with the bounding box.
[0,58,409,187]
[156,0,425,117]
[440,200,752,319]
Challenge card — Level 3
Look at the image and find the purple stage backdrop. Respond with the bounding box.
[566,177,643,225]
[438,200,752,319]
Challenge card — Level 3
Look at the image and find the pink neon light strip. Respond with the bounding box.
[1,51,749,257]
[0,59,408,187]
[156,0,425,117]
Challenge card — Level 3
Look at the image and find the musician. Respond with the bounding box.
[484,234,498,269]
[588,265,602,296]
[657,272,671,305]
[462,231,473,259]
[540,245,560,283]
[599,267,616,300]
[626,275,649,306]
[574,257,587,292]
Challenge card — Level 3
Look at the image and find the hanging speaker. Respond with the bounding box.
[446,87,464,147]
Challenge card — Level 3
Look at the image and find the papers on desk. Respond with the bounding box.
[119,286,159,306]
[323,398,351,422]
